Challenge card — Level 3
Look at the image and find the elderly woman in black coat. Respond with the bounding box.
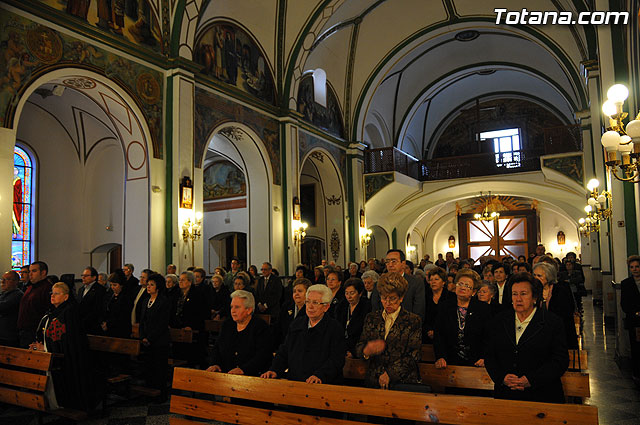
[484,272,569,403]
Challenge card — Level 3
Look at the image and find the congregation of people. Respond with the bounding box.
[2,247,639,413]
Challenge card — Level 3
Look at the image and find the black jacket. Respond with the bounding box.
[102,291,133,338]
[335,297,371,357]
[546,283,578,349]
[277,299,306,347]
[621,276,640,329]
[484,308,569,403]
[211,315,273,376]
[0,288,23,342]
[78,282,107,335]
[170,285,209,331]
[270,315,345,384]
[255,274,283,318]
[140,294,171,348]
[423,287,455,340]
[433,297,490,365]
[211,284,231,318]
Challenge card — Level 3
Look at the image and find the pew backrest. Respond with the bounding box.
[0,345,53,411]
[87,335,141,356]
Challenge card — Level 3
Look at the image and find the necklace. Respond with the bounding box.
[147,298,155,308]
[456,306,468,331]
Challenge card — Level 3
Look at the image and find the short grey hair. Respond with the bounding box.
[98,273,108,281]
[533,262,557,284]
[124,263,134,272]
[180,271,195,283]
[307,284,333,304]
[231,290,255,310]
[361,270,379,283]
[478,280,497,295]
[165,274,178,285]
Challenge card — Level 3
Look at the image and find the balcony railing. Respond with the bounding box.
[364,124,582,181]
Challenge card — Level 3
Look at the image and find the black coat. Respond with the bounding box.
[211,315,273,376]
[546,283,578,349]
[131,287,150,324]
[102,291,133,338]
[484,308,569,403]
[255,274,283,318]
[270,315,345,384]
[621,276,640,329]
[423,287,455,340]
[78,282,107,335]
[335,297,371,357]
[170,285,209,331]
[211,284,231,318]
[140,294,170,348]
[433,297,490,365]
[277,299,306,346]
[0,288,23,343]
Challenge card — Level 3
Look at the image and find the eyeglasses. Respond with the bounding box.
[305,300,328,307]
[456,282,474,290]
[380,295,400,304]
[384,258,400,264]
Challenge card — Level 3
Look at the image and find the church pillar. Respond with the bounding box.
[283,122,298,275]
[0,127,16,271]
[347,142,367,262]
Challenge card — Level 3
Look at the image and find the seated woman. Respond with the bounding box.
[485,272,569,403]
[476,280,501,317]
[325,269,345,318]
[356,272,422,390]
[533,262,578,349]
[32,282,94,411]
[423,267,455,342]
[139,273,171,401]
[278,277,310,346]
[206,290,273,376]
[211,274,230,319]
[170,271,210,368]
[233,271,254,294]
[261,284,345,384]
[434,269,490,368]
[335,278,371,358]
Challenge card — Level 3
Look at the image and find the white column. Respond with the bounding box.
[348,142,367,261]
[0,127,16,271]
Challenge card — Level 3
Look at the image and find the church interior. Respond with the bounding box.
[1,0,640,424]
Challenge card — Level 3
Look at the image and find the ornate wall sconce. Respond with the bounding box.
[360,228,372,247]
[585,179,612,221]
[181,212,202,267]
[292,219,308,245]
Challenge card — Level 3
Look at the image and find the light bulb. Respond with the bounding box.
[588,197,597,207]
[601,131,621,151]
[584,205,592,213]
[586,178,600,191]
[620,135,632,144]
[597,194,606,204]
[626,120,640,138]
[607,84,629,103]
[585,217,592,223]
[602,100,617,117]
[578,218,585,225]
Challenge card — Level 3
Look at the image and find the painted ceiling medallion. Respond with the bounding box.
[62,77,97,90]
[26,25,63,64]
[330,229,340,261]
[136,73,161,104]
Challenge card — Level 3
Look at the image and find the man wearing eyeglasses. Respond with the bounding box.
[371,249,425,321]
[255,262,283,320]
[78,266,107,334]
[0,270,24,347]
[261,284,345,384]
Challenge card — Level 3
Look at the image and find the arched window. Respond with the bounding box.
[12,145,35,269]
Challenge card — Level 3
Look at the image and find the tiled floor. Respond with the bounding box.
[1,294,638,425]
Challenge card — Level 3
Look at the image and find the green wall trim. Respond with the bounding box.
[623,183,639,255]
[280,122,290,274]
[346,153,356,261]
[391,228,397,249]
[170,0,187,58]
[165,76,174,266]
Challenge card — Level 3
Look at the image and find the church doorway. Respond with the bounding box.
[208,232,247,273]
[366,225,390,260]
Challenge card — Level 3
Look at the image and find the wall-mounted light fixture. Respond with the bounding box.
[292,219,308,245]
[182,211,202,267]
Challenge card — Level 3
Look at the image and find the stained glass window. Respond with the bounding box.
[12,145,35,269]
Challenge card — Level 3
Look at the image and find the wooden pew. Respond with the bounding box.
[0,345,87,421]
[343,358,590,399]
[169,367,598,425]
[87,334,141,356]
[420,344,587,370]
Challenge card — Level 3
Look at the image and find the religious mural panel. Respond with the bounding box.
[542,155,584,185]
[37,0,164,52]
[195,22,276,105]
[0,10,164,157]
[297,75,344,139]
[194,87,280,184]
[203,160,247,201]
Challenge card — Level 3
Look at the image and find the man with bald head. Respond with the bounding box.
[1,270,23,347]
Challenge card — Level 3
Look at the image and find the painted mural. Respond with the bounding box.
[364,173,394,202]
[0,10,164,157]
[542,154,584,185]
[203,160,246,201]
[299,130,346,183]
[297,75,344,139]
[37,0,164,52]
[195,22,276,105]
[194,86,281,184]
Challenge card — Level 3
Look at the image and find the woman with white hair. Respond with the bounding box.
[533,262,578,349]
[261,284,345,384]
[206,290,272,376]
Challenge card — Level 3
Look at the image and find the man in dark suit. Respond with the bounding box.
[78,266,107,334]
[255,262,283,321]
[371,249,425,321]
[131,269,151,325]
[621,255,640,384]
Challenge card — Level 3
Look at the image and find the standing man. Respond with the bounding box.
[223,257,242,291]
[255,262,283,321]
[167,264,177,275]
[18,265,29,291]
[78,266,107,334]
[372,249,425,321]
[131,269,151,325]
[17,261,52,347]
[123,263,139,295]
[0,270,24,347]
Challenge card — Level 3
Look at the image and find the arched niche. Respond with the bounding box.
[367,225,390,260]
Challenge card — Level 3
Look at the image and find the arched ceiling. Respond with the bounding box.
[192,0,593,158]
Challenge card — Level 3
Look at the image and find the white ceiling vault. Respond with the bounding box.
[191,0,595,159]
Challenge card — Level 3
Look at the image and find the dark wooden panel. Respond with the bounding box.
[0,387,46,411]
[0,346,53,371]
[0,369,47,391]
[87,335,141,356]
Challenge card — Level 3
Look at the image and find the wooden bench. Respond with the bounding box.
[343,358,590,399]
[0,345,87,422]
[420,344,588,369]
[169,367,598,425]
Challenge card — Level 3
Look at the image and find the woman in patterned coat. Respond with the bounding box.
[356,272,422,389]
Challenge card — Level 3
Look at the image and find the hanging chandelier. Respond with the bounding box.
[474,193,500,221]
